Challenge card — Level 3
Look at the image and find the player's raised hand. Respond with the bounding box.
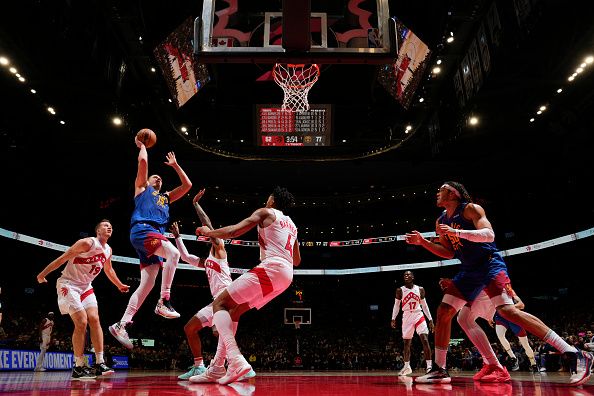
[164,151,177,167]
[36,274,47,284]
[438,278,453,291]
[404,231,423,245]
[134,136,144,149]
[170,221,181,238]
[193,188,206,204]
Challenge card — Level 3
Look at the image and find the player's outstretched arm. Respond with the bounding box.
[170,222,204,267]
[134,137,148,196]
[192,189,224,249]
[405,228,454,259]
[197,208,270,239]
[36,238,93,283]
[103,259,130,293]
[165,152,192,203]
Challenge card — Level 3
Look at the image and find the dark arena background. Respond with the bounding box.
[1,1,593,395]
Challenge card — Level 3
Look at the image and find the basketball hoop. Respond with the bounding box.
[273,63,320,111]
[294,319,302,330]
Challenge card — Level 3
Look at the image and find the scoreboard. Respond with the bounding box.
[255,104,332,146]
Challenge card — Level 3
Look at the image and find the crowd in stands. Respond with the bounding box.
[1,304,593,373]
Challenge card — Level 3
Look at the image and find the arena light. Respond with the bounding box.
[59,120,65,125]
[537,110,542,115]
[568,76,575,81]
[0,56,9,66]
[469,116,479,125]
[436,59,442,65]
[585,55,593,64]
[18,76,25,82]
[580,62,586,68]
[9,67,17,74]
[150,67,156,73]
[180,126,187,132]
[557,88,563,93]
[405,125,412,131]
[419,97,424,103]
[530,118,535,122]
[576,67,584,73]
[432,66,441,74]
[15,73,21,78]
[446,36,454,43]
[112,116,122,126]
[30,89,36,94]
[539,105,547,111]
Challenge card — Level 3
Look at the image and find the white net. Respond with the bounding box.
[273,63,320,111]
[294,319,302,330]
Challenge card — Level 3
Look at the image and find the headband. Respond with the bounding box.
[441,184,461,199]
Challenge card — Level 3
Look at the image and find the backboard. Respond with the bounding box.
[284,307,312,326]
[194,0,396,64]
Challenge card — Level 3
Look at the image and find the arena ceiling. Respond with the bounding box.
[1,0,593,237]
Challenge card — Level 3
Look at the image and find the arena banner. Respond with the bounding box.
[111,355,129,369]
[0,349,93,371]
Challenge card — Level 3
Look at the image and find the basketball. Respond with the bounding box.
[136,128,157,148]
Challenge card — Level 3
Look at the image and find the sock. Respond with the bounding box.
[543,329,578,354]
[95,351,104,364]
[122,265,158,323]
[160,242,180,300]
[403,361,410,367]
[75,356,85,367]
[36,348,47,369]
[213,336,226,368]
[194,357,204,367]
[435,347,447,369]
[212,311,240,359]
[426,360,432,368]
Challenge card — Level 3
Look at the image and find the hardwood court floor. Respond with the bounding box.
[1,370,593,395]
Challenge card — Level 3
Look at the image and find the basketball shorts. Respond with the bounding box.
[494,312,527,337]
[130,223,168,268]
[442,256,514,312]
[227,258,293,310]
[56,278,97,315]
[401,311,428,339]
[195,303,215,327]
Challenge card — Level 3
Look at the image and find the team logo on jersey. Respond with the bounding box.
[60,287,68,297]
[402,290,420,306]
[205,259,222,273]
[73,253,107,265]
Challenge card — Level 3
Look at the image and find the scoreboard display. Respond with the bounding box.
[255,104,332,147]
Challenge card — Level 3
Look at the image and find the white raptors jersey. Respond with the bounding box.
[204,252,232,299]
[41,318,54,336]
[257,208,297,264]
[60,237,111,286]
[401,285,422,313]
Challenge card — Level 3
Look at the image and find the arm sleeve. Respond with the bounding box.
[174,237,202,267]
[392,299,401,320]
[456,228,495,243]
[420,298,433,321]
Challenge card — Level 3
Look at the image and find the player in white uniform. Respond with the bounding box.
[391,271,434,375]
[173,189,256,381]
[36,220,130,380]
[194,186,301,385]
[34,312,54,371]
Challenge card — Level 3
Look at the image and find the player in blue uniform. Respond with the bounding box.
[407,181,593,386]
[110,136,192,349]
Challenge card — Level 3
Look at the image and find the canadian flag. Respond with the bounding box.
[211,37,233,47]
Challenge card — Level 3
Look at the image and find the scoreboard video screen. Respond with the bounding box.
[255,104,332,146]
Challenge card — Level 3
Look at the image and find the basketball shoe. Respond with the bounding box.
[217,355,252,385]
[93,362,114,376]
[155,298,180,319]
[566,350,594,386]
[109,321,133,350]
[72,365,97,380]
[189,364,226,383]
[414,366,451,383]
[178,364,206,380]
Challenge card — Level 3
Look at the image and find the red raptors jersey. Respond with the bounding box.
[257,208,297,264]
[401,285,422,313]
[60,237,111,286]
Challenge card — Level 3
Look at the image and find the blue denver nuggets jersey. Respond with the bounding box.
[438,203,502,272]
[130,185,170,231]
